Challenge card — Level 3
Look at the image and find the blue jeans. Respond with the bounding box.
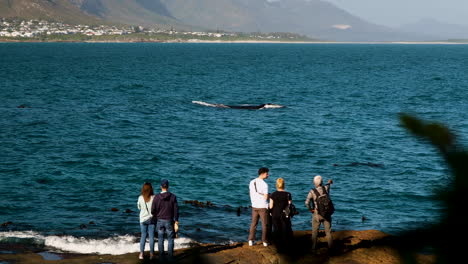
[156,219,175,258]
[140,222,155,254]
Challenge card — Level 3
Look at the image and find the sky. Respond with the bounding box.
[324,0,468,27]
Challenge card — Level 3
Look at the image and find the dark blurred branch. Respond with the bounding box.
[399,113,468,264]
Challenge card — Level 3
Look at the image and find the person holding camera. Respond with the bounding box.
[305,175,334,250]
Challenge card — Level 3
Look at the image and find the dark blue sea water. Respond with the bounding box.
[1,43,468,253]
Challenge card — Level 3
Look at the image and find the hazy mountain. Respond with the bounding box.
[159,0,256,31]
[398,18,468,40]
[160,0,428,41]
[153,0,423,41]
[0,0,437,41]
[78,0,180,27]
[231,0,417,41]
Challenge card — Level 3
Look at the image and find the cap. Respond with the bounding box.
[160,179,169,187]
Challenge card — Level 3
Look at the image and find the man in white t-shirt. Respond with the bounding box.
[248,167,270,246]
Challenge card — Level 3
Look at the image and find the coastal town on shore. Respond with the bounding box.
[0,18,312,42]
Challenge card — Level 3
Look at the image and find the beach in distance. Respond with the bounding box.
[1,43,467,260]
[2,38,468,44]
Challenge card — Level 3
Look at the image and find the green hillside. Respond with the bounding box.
[0,0,103,25]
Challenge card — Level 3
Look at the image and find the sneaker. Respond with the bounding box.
[138,253,144,260]
[248,240,254,246]
[263,242,269,247]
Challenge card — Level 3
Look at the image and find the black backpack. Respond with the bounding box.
[313,187,335,219]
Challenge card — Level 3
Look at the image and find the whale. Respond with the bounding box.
[332,162,384,168]
[192,101,285,109]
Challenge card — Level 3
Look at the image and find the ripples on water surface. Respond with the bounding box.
[1,43,468,247]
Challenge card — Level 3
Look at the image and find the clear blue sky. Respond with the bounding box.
[324,0,468,27]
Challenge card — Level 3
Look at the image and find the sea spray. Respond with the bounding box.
[0,231,193,255]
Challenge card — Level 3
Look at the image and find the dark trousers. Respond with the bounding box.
[248,208,269,242]
[272,215,292,249]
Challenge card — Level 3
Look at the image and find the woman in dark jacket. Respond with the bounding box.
[269,178,293,251]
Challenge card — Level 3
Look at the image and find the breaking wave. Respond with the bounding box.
[0,231,194,255]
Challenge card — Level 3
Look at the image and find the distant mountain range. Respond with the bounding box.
[0,0,463,41]
[398,18,468,40]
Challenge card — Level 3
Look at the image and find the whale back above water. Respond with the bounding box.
[191,101,224,108]
[192,101,285,109]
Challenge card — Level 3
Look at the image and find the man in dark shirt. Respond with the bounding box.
[151,179,179,260]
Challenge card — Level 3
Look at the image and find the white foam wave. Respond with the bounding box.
[0,231,194,255]
[0,230,39,239]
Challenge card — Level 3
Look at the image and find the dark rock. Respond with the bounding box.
[1,221,13,227]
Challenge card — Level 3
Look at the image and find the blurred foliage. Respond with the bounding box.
[399,114,468,263]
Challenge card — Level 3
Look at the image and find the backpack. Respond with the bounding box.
[313,187,335,219]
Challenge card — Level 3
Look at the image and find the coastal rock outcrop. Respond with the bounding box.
[0,230,435,264]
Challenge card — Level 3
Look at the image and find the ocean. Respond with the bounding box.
[1,42,467,254]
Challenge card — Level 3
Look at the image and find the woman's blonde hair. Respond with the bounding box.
[141,182,154,202]
[276,178,285,190]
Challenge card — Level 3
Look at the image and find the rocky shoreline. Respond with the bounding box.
[0,230,435,264]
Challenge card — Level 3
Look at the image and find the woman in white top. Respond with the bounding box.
[137,182,155,260]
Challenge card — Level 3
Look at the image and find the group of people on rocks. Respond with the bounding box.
[248,167,334,252]
[136,167,334,260]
